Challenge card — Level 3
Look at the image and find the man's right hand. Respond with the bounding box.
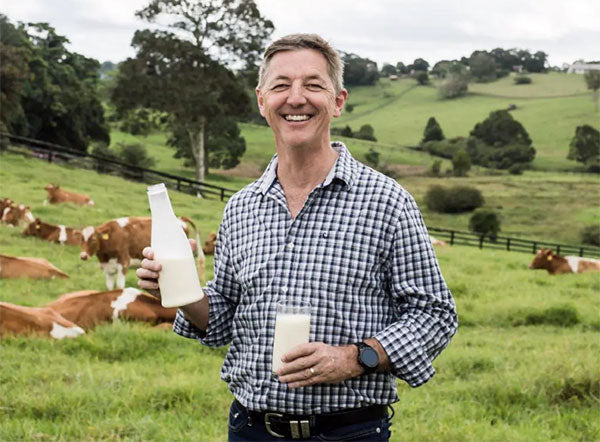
[136,240,198,300]
[137,247,162,299]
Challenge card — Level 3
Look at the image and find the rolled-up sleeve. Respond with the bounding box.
[173,214,241,347]
[374,195,458,387]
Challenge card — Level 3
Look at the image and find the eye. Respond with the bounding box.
[272,83,288,91]
[307,83,324,91]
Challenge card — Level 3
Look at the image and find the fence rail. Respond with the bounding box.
[1,132,236,201]
[428,227,600,259]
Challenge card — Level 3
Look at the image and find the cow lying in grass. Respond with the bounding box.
[45,288,177,330]
[0,254,69,279]
[23,218,83,246]
[0,302,85,339]
[44,184,95,206]
[1,203,35,228]
[529,248,600,274]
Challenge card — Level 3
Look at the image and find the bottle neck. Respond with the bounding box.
[148,190,176,219]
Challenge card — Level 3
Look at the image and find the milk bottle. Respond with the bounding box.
[272,301,311,373]
[147,183,204,308]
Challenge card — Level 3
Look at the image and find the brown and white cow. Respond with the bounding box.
[80,216,203,289]
[529,248,600,274]
[0,302,84,339]
[44,184,95,206]
[429,235,447,247]
[2,203,35,228]
[0,254,69,279]
[23,218,83,246]
[0,198,13,215]
[45,287,177,330]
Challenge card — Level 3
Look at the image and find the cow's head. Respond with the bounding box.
[3,204,34,228]
[23,218,43,236]
[80,226,99,260]
[529,248,554,270]
[44,184,59,195]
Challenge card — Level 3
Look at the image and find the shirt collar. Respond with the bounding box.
[255,141,358,195]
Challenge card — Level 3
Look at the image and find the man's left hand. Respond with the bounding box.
[276,342,362,388]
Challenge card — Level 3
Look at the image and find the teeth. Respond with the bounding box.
[285,115,310,121]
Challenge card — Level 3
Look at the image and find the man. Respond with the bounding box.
[138,33,457,441]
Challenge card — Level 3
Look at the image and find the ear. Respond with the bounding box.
[333,89,348,118]
[255,88,266,118]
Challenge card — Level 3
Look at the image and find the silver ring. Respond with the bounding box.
[309,367,315,375]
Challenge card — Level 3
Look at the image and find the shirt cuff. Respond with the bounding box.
[374,327,436,387]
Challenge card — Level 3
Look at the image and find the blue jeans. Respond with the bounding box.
[228,400,393,441]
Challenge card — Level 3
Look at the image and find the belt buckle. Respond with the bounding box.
[264,413,311,439]
[265,412,285,438]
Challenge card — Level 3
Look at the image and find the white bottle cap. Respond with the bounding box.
[147,183,166,195]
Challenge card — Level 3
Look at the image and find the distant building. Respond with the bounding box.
[388,75,398,81]
[567,63,600,74]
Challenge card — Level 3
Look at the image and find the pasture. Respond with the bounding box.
[1,151,599,441]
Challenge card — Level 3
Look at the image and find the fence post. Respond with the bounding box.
[556,245,561,255]
[450,231,455,246]
[177,179,181,191]
[506,238,511,251]
[220,188,225,201]
[479,235,484,249]
[48,152,53,163]
[579,247,584,257]
[532,242,537,254]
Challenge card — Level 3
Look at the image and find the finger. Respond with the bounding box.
[136,267,160,280]
[142,247,155,259]
[137,278,159,291]
[141,258,162,272]
[189,239,197,252]
[281,342,318,364]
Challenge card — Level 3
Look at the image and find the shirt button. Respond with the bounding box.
[287,242,294,250]
[323,232,328,238]
[282,287,288,293]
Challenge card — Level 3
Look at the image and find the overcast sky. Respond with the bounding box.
[2,0,599,68]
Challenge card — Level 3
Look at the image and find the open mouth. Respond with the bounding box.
[283,114,311,122]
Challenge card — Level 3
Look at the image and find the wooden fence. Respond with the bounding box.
[1,132,236,201]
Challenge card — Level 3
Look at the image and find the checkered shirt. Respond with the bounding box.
[174,141,457,414]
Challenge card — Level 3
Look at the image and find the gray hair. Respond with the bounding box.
[257,33,344,94]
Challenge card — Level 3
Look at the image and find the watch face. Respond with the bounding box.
[361,347,379,368]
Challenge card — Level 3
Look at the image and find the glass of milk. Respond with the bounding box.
[272,300,311,374]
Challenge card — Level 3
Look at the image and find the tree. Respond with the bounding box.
[364,148,380,169]
[395,62,407,75]
[438,71,469,99]
[422,117,444,143]
[355,124,377,141]
[584,70,600,112]
[452,148,471,176]
[415,71,429,85]
[567,124,600,172]
[0,17,109,150]
[342,52,379,86]
[408,58,429,72]
[112,0,273,183]
[469,51,497,82]
[380,63,397,77]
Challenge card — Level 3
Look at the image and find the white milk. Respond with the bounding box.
[157,256,204,308]
[272,313,311,373]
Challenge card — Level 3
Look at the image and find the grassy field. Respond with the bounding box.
[1,150,599,441]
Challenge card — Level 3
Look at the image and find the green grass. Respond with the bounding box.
[468,72,589,98]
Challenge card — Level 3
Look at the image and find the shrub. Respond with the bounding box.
[116,142,155,169]
[415,71,429,85]
[469,209,501,241]
[452,148,471,176]
[431,159,442,177]
[508,163,525,175]
[355,124,377,141]
[91,142,117,160]
[341,125,353,138]
[514,75,532,84]
[425,185,484,213]
[422,117,444,143]
[438,72,469,99]
[345,104,354,113]
[471,110,532,147]
[364,148,380,169]
[581,225,600,246]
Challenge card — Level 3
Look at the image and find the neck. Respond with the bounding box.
[276,142,338,192]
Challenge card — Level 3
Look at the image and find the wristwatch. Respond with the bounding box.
[353,342,379,374]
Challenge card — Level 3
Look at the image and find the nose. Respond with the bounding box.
[80,252,89,260]
[286,83,307,106]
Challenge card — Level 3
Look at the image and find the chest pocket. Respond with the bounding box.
[308,210,380,295]
[233,227,281,296]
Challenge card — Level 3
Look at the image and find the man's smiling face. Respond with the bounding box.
[256,49,347,150]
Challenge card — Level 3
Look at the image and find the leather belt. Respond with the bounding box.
[235,400,388,439]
